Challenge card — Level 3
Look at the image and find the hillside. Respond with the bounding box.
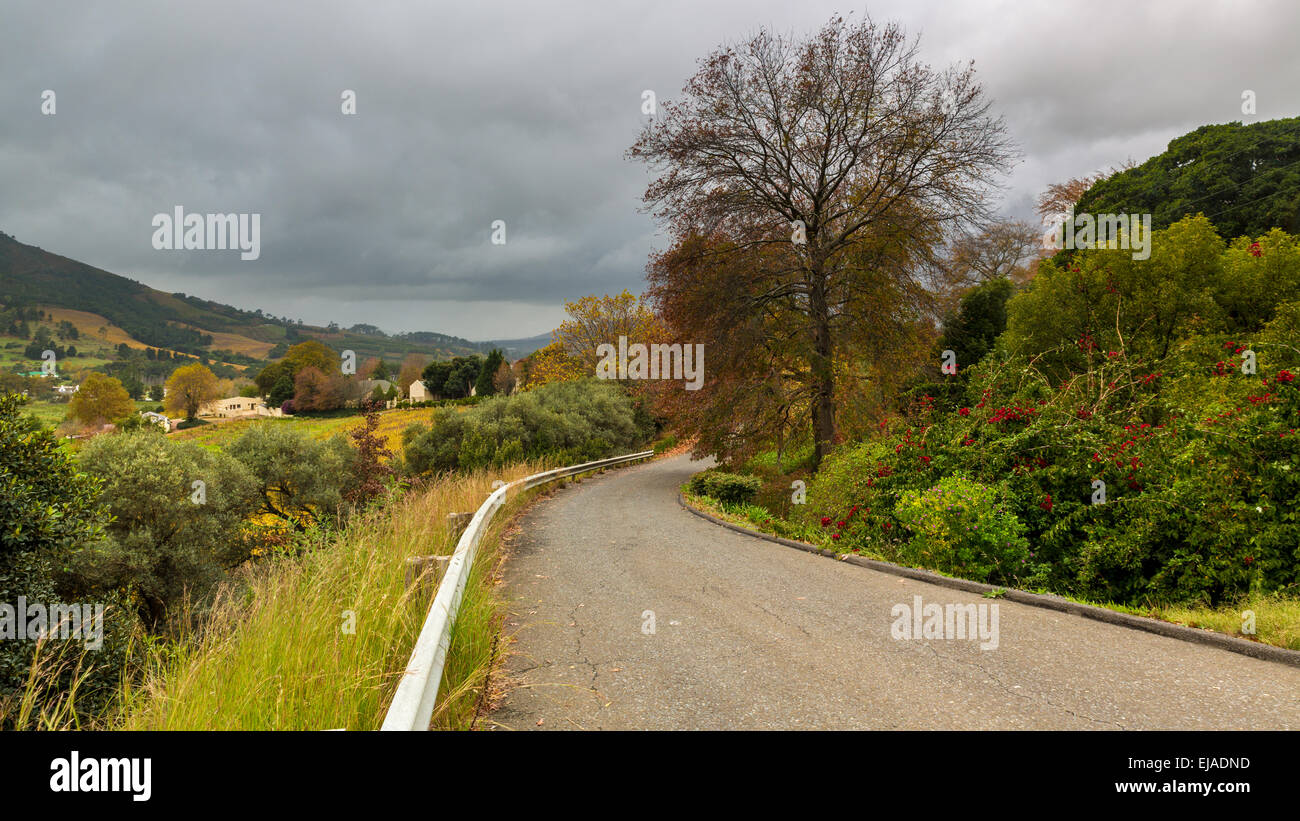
[482,333,552,358]
[0,231,503,367]
[1076,116,1300,239]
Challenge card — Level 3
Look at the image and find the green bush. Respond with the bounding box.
[72,431,261,629]
[0,394,132,722]
[404,380,650,474]
[225,424,356,529]
[893,475,1029,582]
[653,434,678,454]
[688,470,762,505]
[800,308,1300,606]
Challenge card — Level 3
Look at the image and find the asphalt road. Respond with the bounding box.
[489,453,1300,730]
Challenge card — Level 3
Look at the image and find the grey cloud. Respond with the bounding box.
[3,0,1298,338]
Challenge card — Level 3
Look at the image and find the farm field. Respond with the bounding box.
[1,307,256,373]
[19,398,161,429]
[168,405,447,456]
[0,337,111,372]
[175,322,277,358]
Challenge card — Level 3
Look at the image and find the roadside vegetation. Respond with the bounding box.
[677,217,1300,651]
[117,465,535,730]
[1,374,652,729]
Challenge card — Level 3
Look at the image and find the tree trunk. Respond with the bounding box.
[808,268,837,472]
[139,591,166,633]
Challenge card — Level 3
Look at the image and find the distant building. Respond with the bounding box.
[408,379,429,402]
[54,384,78,396]
[357,379,394,396]
[198,397,282,419]
[140,411,175,431]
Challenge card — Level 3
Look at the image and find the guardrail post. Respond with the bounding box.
[404,555,450,600]
[447,512,474,539]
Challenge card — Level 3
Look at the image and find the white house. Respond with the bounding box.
[408,379,429,401]
[139,411,175,431]
[199,397,282,419]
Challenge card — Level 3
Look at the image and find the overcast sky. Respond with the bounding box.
[3,0,1298,340]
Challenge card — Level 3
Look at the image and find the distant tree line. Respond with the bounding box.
[419,349,508,400]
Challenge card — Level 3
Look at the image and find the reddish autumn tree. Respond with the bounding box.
[630,16,1017,469]
[648,227,937,467]
[344,399,393,507]
[357,356,382,379]
[646,234,808,466]
[293,366,345,412]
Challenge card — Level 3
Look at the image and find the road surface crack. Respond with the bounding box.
[923,644,1126,729]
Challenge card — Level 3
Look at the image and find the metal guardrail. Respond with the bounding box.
[379,449,655,730]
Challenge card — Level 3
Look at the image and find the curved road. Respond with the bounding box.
[490,454,1300,730]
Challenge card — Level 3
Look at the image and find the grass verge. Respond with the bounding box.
[115,464,540,730]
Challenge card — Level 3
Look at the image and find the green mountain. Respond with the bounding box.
[0,230,503,367]
[1076,116,1300,240]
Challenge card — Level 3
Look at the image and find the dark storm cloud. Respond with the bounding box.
[3,0,1298,338]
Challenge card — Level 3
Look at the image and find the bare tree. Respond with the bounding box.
[630,15,1018,469]
[1036,159,1137,223]
[927,218,1040,316]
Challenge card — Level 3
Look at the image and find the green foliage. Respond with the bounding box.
[893,475,1029,582]
[404,379,650,474]
[939,277,1016,375]
[420,356,486,399]
[447,356,482,399]
[799,312,1300,605]
[0,393,111,704]
[476,349,505,397]
[0,395,106,560]
[269,371,294,406]
[255,360,289,397]
[1075,117,1300,240]
[1216,229,1300,332]
[1005,216,1226,378]
[224,424,356,529]
[71,432,260,628]
[653,434,679,454]
[687,470,762,505]
[420,360,453,398]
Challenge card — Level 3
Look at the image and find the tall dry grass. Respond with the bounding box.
[115,464,540,730]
